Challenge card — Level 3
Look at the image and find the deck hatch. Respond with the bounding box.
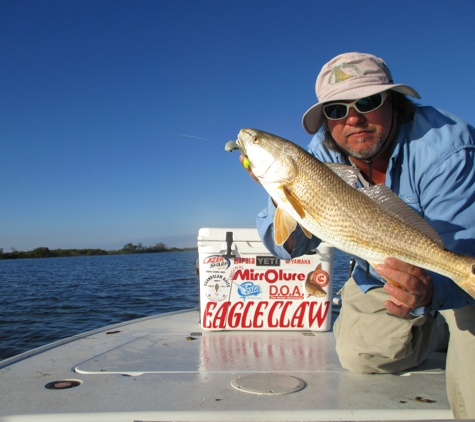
[231,373,306,395]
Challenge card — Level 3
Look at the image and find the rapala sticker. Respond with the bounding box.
[203,274,231,301]
[234,257,255,265]
[203,255,231,271]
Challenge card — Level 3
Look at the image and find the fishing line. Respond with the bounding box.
[162,131,215,142]
[0,37,216,144]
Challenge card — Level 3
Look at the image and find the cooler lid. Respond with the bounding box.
[198,228,262,243]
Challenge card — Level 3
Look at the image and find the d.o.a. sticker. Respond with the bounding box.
[203,274,231,301]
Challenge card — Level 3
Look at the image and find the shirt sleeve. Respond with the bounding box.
[419,147,475,310]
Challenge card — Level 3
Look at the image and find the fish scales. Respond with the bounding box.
[290,148,441,263]
[233,128,475,298]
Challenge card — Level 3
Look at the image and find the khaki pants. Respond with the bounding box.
[334,278,475,418]
[441,307,475,419]
[334,278,440,373]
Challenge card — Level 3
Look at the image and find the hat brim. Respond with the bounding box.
[302,84,421,135]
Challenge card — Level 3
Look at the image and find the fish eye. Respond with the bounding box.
[472,265,475,275]
[252,136,260,144]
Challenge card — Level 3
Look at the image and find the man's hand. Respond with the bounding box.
[375,258,433,318]
[239,155,260,184]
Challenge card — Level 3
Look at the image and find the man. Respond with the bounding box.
[248,52,475,418]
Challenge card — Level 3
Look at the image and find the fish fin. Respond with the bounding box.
[299,224,313,239]
[360,185,443,248]
[274,207,297,246]
[282,186,306,219]
[280,187,311,238]
[381,275,403,289]
[369,261,403,289]
[324,163,359,188]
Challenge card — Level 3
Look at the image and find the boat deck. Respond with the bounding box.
[0,309,451,421]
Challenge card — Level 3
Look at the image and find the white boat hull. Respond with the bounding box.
[0,309,451,421]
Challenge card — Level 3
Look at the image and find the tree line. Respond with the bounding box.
[0,242,196,260]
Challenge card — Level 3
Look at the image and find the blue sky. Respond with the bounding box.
[1,0,474,251]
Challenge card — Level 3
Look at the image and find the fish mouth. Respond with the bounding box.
[224,137,245,156]
[236,133,248,158]
[236,133,244,151]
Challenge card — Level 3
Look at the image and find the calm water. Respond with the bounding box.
[0,249,351,361]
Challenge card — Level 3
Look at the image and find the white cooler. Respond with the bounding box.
[197,228,333,331]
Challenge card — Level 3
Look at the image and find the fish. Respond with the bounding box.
[227,128,475,299]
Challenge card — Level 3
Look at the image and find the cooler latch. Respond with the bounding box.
[222,231,235,258]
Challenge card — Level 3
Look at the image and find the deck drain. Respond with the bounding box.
[231,373,306,396]
[45,379,82,390]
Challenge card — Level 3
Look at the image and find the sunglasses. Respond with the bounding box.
[323,91,388,120]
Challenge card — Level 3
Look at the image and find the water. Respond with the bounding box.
[0,249,351,361]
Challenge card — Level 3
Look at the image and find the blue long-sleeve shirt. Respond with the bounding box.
[257,106,475,311]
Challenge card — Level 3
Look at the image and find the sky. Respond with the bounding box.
[1,0,474,251]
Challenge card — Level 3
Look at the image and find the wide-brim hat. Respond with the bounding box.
[302,52,421,134]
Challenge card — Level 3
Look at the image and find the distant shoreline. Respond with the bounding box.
[0,243,198,260]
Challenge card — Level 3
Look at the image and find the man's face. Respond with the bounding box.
[326,94,396,160]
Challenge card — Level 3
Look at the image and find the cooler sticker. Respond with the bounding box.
[232,268,305,283]
[201,300,331,330]
[234,257,256,265]
[236,281,262,300]
[203,274,231,301]
[203,255,231,271]
[285,258,311,265]
[256,256,280,266]
[305,264,329,297]
[269,284,304,300]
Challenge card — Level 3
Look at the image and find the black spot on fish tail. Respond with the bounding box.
[472,265,475,275]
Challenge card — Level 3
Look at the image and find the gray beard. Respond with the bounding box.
[345,137,383,160]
